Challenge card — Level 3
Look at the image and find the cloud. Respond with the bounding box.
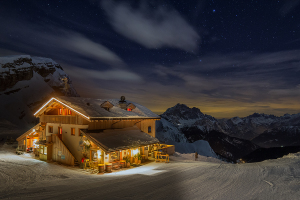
[101,0,200,52]
[62,33,124,66]
[280,0,300,16]
[0,16,124,68]
[65,65,143,82]
[150,49,300,103]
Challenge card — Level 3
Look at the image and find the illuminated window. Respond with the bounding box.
[78,129,82,136]
[58,127,62,135]
[49,126,53,133]
[127,108,132,111]
[68,110,72,115]
[71,128,75,136]
[59,108,62,115]
[148,126,151,133]
[44,147,47,155]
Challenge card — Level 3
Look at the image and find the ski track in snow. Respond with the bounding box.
[1,134,300,199]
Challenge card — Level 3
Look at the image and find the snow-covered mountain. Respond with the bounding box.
[156,103,300,161]
[0,55,79,128]
[156,104,259,161]
[219,113,300,140]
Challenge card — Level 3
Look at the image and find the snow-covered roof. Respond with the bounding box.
[81,126,159,152]
[35,97,160,119]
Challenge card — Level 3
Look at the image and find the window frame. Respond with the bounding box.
[48,126,53,133]
[148,126,151,133]
[71,128,75,136]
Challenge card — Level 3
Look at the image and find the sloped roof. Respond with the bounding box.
[16,123,41,141]
[80,126,159,152]
[34,97,160,119]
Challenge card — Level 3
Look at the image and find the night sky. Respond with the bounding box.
[1,0,300,118]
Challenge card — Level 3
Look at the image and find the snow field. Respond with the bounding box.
[1,138,300,200]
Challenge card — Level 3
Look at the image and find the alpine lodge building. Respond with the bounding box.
[16,96,168,170]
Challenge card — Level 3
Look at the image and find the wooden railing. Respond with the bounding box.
[41,115,76,124]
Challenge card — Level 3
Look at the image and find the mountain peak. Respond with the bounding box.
[162,103,204,120]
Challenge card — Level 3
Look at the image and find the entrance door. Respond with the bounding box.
[58,127,62,140]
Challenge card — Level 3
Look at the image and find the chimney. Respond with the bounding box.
[119,96,127,110]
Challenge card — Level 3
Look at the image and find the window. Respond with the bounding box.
[48,126,53,133]
[148,126,151,133]
[44,147,47,155]
[68,110,72,115]
[78,129,82,136]
[58,127,62,135]
[71,128,75,136]
[127,108,132,111]
[59,108,62,115]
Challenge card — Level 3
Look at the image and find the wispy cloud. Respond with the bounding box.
[280,0,300,16]
[62,33,124,66]
[0,15,140,83]
[65,65,143,82]
[150,50,300,103]
[101,0,200,52]
[0,16,124,68]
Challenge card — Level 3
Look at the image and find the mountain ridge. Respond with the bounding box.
[0,55,79,128]
[156,103,300,161]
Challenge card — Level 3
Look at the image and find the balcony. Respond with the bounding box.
[41,115,76,124]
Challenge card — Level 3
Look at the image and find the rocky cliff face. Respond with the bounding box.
[0,55,78,96]
[0,55,79,128]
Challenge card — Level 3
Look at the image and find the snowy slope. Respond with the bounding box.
[156,118,187,143]
[0,138,300,199]
[165,140,218,158]
[0,55,79,128]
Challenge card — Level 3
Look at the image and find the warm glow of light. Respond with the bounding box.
[34,97,90,120]
[97,150,101,159]
[105,166,167,176]
[127,108,132,111]
[34,98,55,116]
[132,148,138,156]
[33,139,38,148]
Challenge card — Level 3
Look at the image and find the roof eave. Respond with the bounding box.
[89,117,161,120]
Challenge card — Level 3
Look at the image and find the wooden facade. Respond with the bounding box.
[51,134,75,166]
[17,97,161,167]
